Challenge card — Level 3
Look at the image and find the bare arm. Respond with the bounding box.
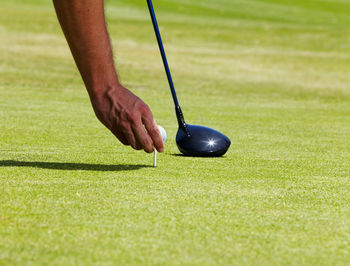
[53,0,164,153]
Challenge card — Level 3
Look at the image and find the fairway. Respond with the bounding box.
[1,0,350,264]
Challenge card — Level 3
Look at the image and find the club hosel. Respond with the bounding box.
[175,106,185,126]
[175,106,190,136]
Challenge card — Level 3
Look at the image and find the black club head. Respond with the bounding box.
[176,124,231,157]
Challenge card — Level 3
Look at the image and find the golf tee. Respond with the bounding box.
[153,150,157,167]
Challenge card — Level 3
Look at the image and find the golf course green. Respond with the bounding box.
[0,0,349,264]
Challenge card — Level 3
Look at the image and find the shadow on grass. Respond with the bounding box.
[170,153,189,157]
[170,154,226,158]
[0,160,151,171]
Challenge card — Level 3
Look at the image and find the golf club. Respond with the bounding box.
[146,0,231,157]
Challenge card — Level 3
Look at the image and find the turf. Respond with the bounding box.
[0,0,350,265]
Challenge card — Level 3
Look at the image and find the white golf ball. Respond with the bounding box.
[157,125,167,143]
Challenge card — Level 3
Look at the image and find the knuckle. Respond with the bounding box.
[148,127,159,137]
[140,104,151,114]
[127,113,138,124]
[119,110,128,121]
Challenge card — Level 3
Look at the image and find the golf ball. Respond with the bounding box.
[158,125,167,143]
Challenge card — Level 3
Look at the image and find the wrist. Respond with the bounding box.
[86,75,121,101]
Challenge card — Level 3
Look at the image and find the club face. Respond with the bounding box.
[176,124,231,157]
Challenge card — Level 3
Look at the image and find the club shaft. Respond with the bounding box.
[147,0,187,128]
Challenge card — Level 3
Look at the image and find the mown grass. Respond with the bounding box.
[0,0,349,265]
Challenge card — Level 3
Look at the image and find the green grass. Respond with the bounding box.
[1,0,350,264]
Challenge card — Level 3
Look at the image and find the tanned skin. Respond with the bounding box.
[53,0,164,153]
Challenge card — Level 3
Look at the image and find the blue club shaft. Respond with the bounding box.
[146,0,187,129]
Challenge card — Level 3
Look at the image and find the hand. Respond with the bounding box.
[90,84,164,153]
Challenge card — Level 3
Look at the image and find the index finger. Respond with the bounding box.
[142,114,164,153]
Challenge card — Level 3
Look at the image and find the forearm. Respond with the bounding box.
[53,0,164,153]
[53,0,118,97]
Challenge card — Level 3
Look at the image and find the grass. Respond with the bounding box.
[0,0,350,264]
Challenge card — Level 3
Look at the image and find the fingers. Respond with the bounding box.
[111,130,129,146]
[115,111,164,153]
[132,123,154,153]
[142,112,164,153]
[125,104,164,153]
[112,117,153,152]
[119,123,140,150]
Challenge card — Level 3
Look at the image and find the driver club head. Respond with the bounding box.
[176,124,231,157]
